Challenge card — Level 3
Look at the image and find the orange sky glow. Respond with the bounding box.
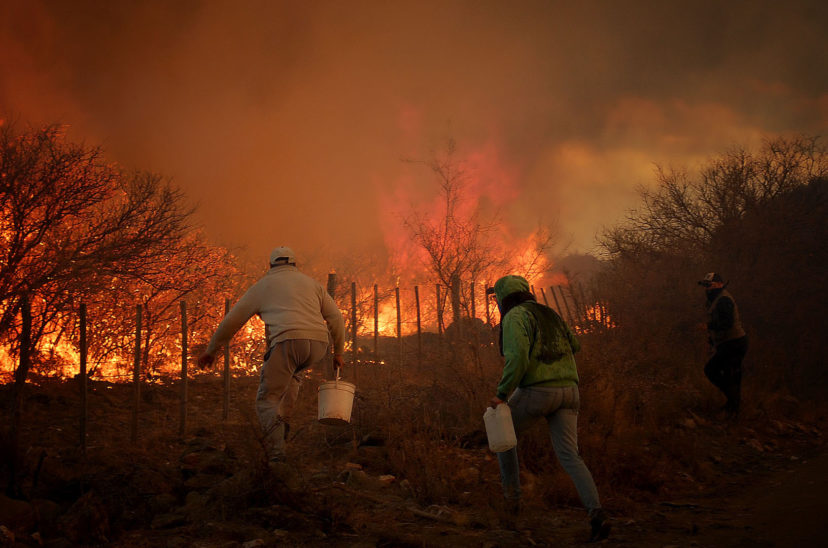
[1,0,826,281]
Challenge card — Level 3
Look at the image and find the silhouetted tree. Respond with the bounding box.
[597,136,828,396]
[0,122,247,492]
[403,139,506,326]
[602,136,827,259]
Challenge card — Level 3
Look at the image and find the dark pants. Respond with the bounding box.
[704,336,748,413]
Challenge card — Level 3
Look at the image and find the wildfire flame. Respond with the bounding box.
[0,135,608,382]
[0,302,267,382]
[506,231,552,289]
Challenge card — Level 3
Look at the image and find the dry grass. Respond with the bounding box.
[3,325,826,545]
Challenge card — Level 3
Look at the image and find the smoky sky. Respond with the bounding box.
[2,0,826,268]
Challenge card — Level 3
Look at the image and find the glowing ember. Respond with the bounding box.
[584,303,615,329]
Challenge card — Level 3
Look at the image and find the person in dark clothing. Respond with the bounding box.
[698,272,748,415]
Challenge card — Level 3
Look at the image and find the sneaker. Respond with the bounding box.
[589,509,611,542]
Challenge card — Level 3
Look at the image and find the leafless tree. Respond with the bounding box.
[0,123,196,374]
[403,139,506,326]
[601,136,828,259]
[596,135,828,396]
[0,122,230,492]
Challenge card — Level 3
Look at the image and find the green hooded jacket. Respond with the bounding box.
[494,275,580,400]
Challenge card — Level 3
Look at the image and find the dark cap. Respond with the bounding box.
[698,272,724,287]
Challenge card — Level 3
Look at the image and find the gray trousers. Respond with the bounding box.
[256,339,329,458]
[497,385,601,511]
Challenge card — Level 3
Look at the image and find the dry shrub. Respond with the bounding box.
[332,324,724,510]
[497,327,729,506]
[334,337,505,508]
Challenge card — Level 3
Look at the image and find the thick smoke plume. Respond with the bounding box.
[2,0,825,266]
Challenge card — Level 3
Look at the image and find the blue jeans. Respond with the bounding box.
[497,385,601,511]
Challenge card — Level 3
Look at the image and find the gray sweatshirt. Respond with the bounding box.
[206,265,345,356]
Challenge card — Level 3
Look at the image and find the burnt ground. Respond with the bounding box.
[1,374,826,547]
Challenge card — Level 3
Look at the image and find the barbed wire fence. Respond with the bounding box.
[3,278,612,452]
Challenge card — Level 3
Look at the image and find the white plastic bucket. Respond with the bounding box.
[483,403,517,452]
[317,380,356,425]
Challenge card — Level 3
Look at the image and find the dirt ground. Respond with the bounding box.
[1,374,826,547]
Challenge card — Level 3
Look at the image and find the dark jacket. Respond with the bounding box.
[706,289,746,346]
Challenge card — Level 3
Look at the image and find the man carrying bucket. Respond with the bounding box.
[488,275,610,541]
[197,246,345,462]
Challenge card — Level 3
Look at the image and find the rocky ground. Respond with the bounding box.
[1,374,826,547]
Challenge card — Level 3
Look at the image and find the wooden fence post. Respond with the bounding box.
[79,303,87,454]
[222,298,231,421]
[549,286,562,315]
[450,275,461,336]
[567,284,580,323]
[485,281,491,326]
[395,286,402,365]
[557,286,576,327]
[326,272,338,375]
[414,285,422,365]
[436,284,443,335]
[540,287,549,306]
[470,281,476,320]
[131,304,141,443]
[8,295,32,493]
[470,281,482,373]
[179,300,188,437]
[350,282,358,384]
[373,284,379,356]
[568,285,583,325]
[577,283,589,322]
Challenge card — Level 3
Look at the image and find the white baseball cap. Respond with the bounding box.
[269,246,296,266]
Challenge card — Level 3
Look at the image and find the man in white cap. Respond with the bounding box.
[198,246,345,461]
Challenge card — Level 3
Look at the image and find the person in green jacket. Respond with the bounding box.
[489,275,609,541]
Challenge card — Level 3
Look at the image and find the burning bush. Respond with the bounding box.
[0,122,260,495]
